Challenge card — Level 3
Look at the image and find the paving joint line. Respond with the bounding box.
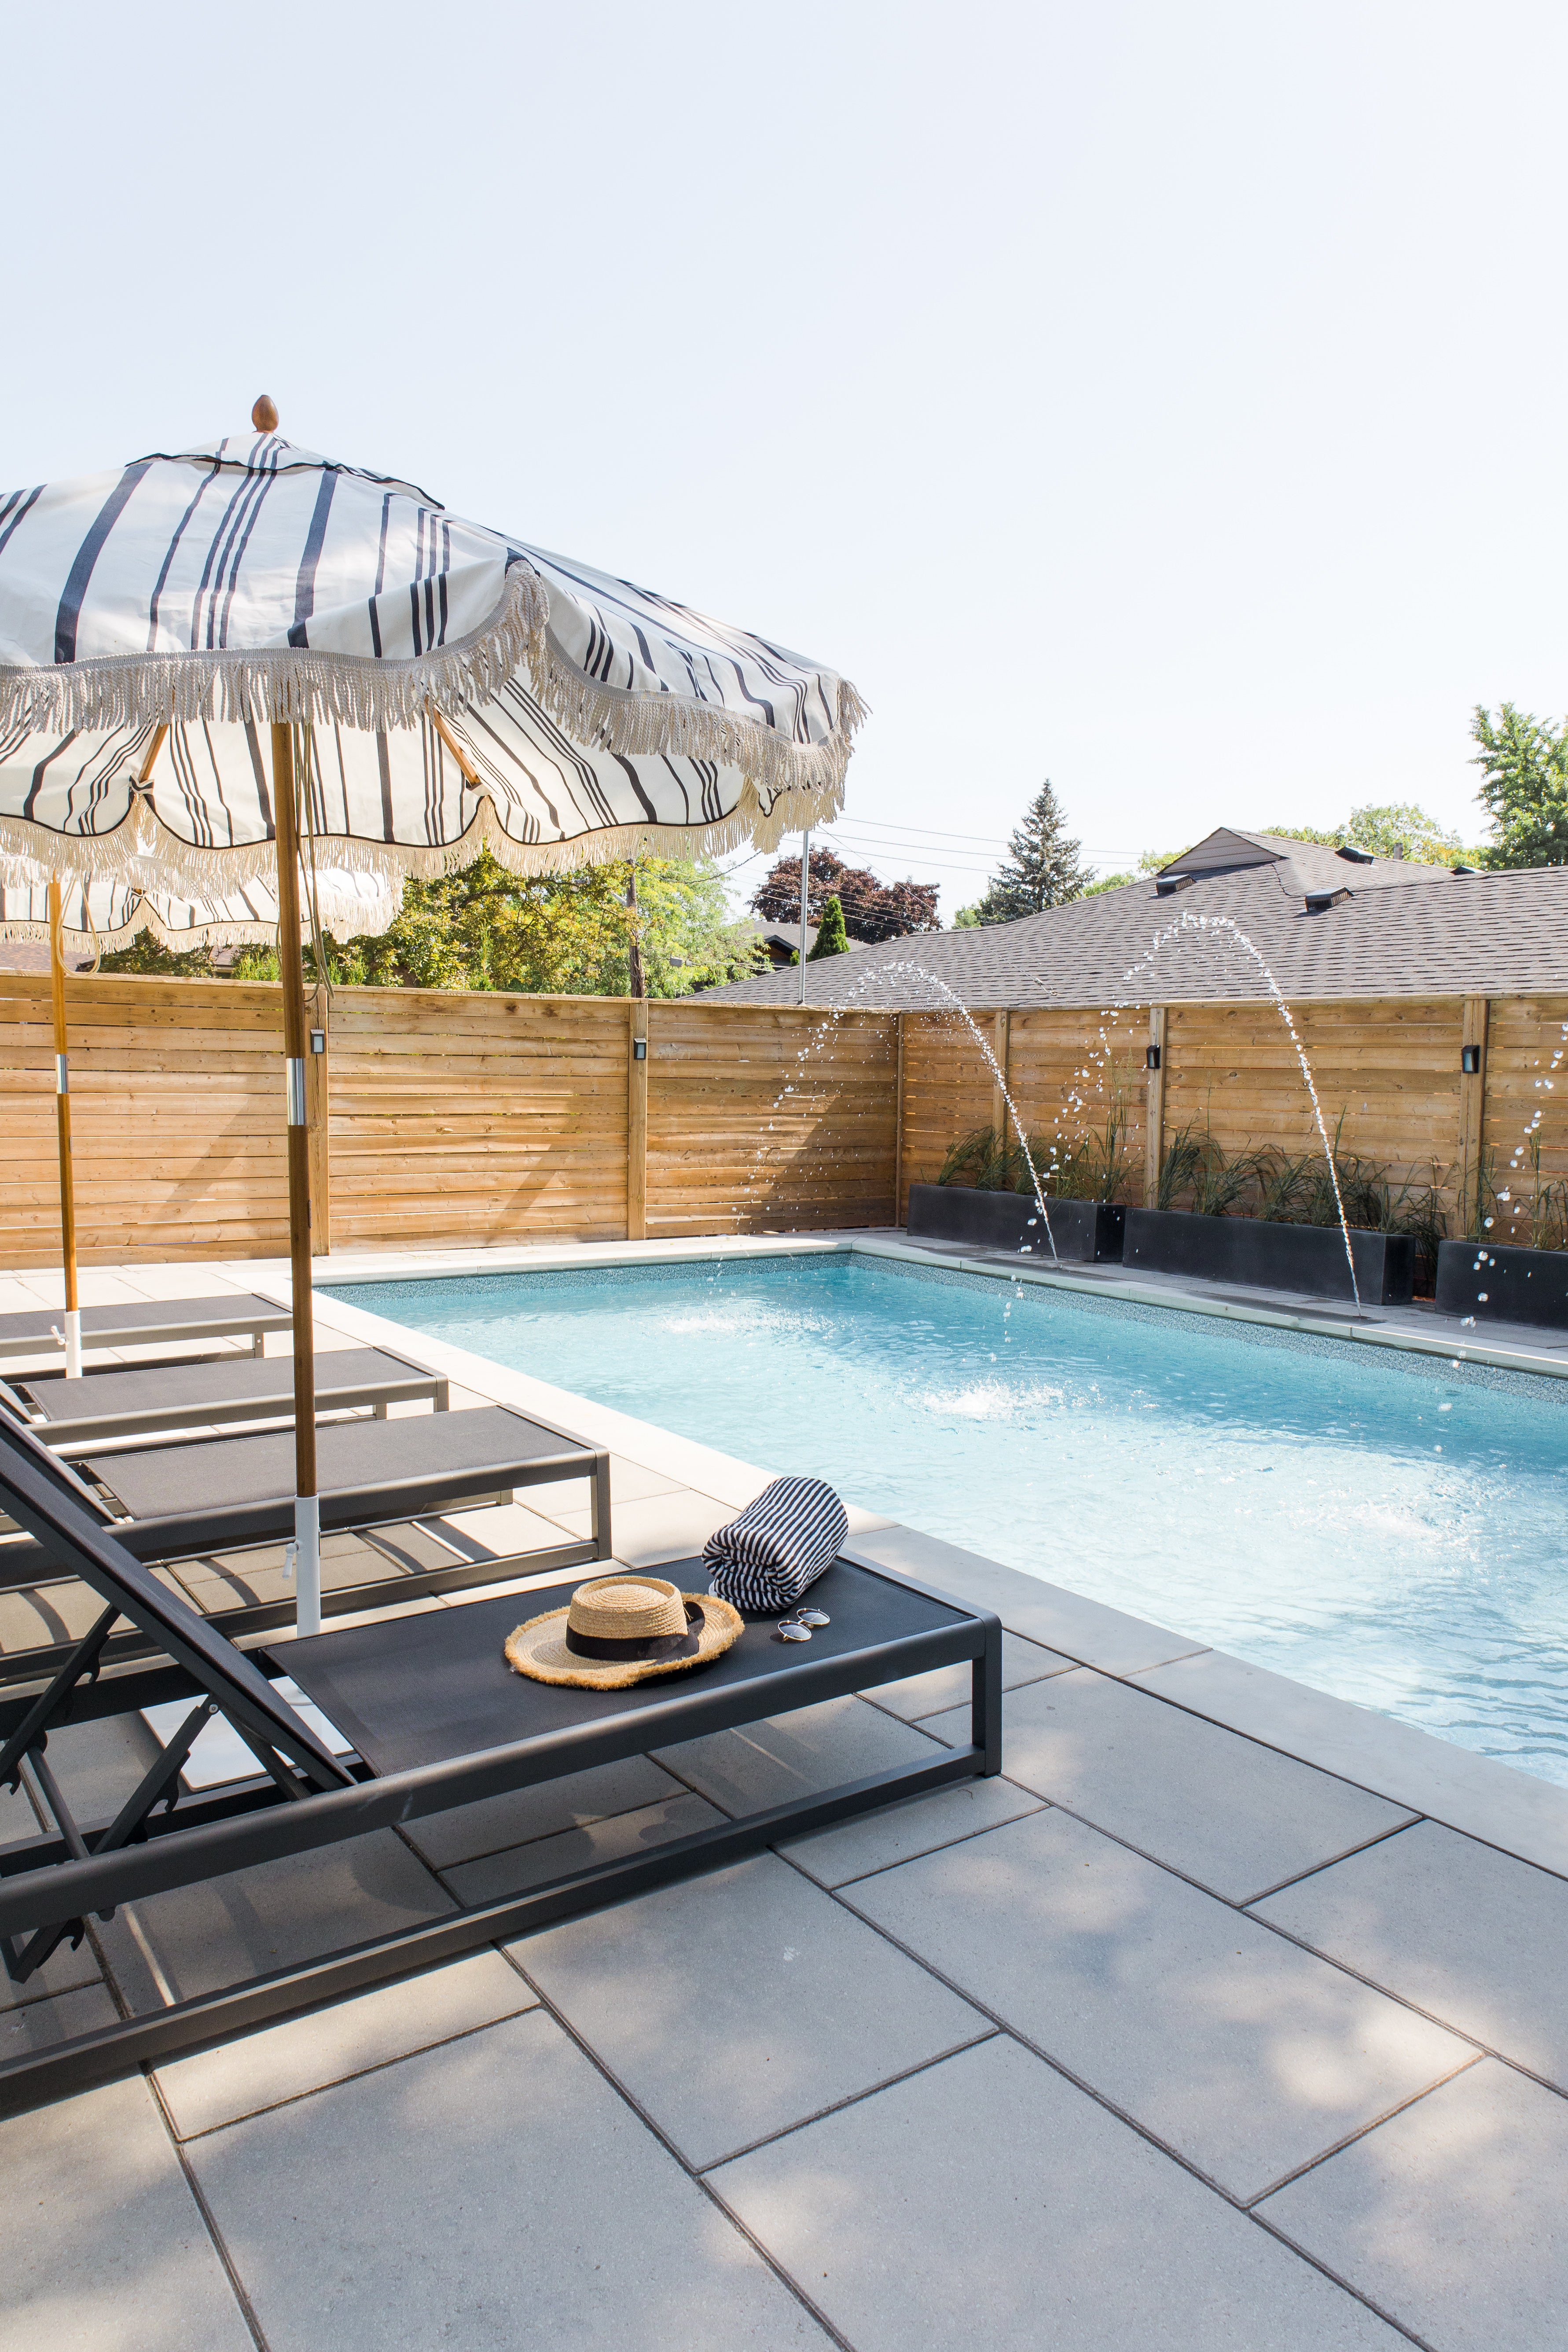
[1240,2051,1488,2208]
[143,2065,274,2352]
[490,1942,856,2351]
[692,2028,1001,2174]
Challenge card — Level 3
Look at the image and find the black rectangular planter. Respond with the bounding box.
[1123,1207,1415,1306]
[906,1182,1126,1264]
[1435,1238,1568,1330]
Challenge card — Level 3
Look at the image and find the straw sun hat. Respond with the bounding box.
[505,1574,744,1690]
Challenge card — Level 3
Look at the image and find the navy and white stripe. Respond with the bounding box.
[703,1476,848,1615]
[0,434,864,824]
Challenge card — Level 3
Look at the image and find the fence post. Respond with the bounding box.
[627,998,649,1241]
[894,1012,906,1226]
[1458,995,1489,1229]
[1144,1006,1167,1206]
[991,1009,1011,1145]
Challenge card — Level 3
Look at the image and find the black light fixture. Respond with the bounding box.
[308,1028,327,1055]
[1145,1043,1161,1072]
[633,1037,647,1061]
[1461,1044,1481,1074]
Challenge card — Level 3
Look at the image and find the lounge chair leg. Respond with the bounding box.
[972,1619,1002,1775]
[591,1452,613,1560]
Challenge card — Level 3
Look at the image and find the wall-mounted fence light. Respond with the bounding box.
[1461,1044,1482,1074]
[309,1028,326,1055]
[1145,1044,1161,1072]
[633,1038,648,1061]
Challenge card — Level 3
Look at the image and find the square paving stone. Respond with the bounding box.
[843,1807,1469,2200]
[188,2006,828,2350]
[94,1830,452,2010]
[444,1790,726,1905]
[923,1669,1412,1900]
[157,1948,535,2139]
[653,1693,944,1818]
[405,1752,687,1871]
[511,1850,988,2168]
[864,1631,1074,1722]
[0,2073,253,2352]
[712,2035,1406,2351]
[1252,1819,1568,2088]
[1259,2058,1568,2352]
[780,1775,1043,1889]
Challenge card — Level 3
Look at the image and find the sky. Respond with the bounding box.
[7,1,1567,921]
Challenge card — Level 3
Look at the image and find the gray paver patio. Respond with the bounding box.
[780,1771,1042,1887]
[0,2073,254,2352]
[443,1789,727,1904]
[404,1752,687,1871]
[1259,2058,1568,2352]
[653,1690,944,1815]
[510,1851,990,2166]
[840,1804,1472,2200]
[862,1627,1074,1721]
[712,2035,1407,2351]
[187,2007,829,2350]
[923,1666,1415,1900]
[1252,1817,1568,2089]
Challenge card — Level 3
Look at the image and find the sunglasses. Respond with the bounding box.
[774,1606,831,1643]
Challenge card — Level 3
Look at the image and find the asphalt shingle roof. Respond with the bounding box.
[705,830,1568,1010]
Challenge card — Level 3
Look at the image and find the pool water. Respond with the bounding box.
[328,1254,1568,1788]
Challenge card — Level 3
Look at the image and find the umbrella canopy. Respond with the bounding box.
[0,428,864,886]
[0,408,863,1636]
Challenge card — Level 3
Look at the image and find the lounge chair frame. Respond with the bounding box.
[0,1423,1000,2118]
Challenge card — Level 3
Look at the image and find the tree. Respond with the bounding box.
[969,779,1087,923]
[751,846,939,942]
[220,848,762,997]
[807,894,849,959]
[1259,806,1463,863]
[1470,704,1568,869]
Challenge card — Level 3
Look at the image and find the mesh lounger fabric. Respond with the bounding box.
[0,1295,287,1347]
[17,1346,427,1426]
[703,1475,849,1614]
[87,1405,584,1519]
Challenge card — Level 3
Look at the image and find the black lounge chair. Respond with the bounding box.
[0,1345,450,1451]
[0,1294,291,1366]
[0,1393,613,1666]
[0,1406,1000,2117]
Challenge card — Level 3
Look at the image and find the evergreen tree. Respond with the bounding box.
[971,779,1087,923]
[807,894,849,959]
[1470,704,1568,868]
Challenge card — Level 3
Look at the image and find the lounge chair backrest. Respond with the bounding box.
[0,1411,348,1788]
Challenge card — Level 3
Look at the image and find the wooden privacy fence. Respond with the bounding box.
[0,970,1565,1267]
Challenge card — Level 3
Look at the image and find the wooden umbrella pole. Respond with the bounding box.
[46,879,82,1378]
[271,721,321,1636]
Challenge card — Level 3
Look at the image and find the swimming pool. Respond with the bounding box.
[327,1253,1568,1788]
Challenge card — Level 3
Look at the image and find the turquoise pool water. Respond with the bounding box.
[327,1255,1568,1787]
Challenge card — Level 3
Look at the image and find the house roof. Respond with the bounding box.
[705,829,1568,1009]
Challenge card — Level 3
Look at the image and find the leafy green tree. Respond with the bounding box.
[99,934,217,977]
[970,779,1087,923]
[807,894,849,959]
[1259,806,1462,863]
[223,848,764,997]
[1470,704,1568,869]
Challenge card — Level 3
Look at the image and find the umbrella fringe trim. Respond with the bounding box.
[0,567,868,805]
[0,774,844,902]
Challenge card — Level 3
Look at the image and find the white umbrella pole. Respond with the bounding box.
[798,827,811,1005]
[272,723,321,1638]
[47,878,82,1378]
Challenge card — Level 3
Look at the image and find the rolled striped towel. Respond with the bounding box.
[703,1476,849,1615]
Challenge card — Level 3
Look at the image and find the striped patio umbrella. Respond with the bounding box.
[0,402,863,1629]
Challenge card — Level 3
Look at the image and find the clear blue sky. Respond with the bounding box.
[9,2,1566,917]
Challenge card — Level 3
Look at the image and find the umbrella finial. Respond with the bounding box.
[252,393,279,432]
